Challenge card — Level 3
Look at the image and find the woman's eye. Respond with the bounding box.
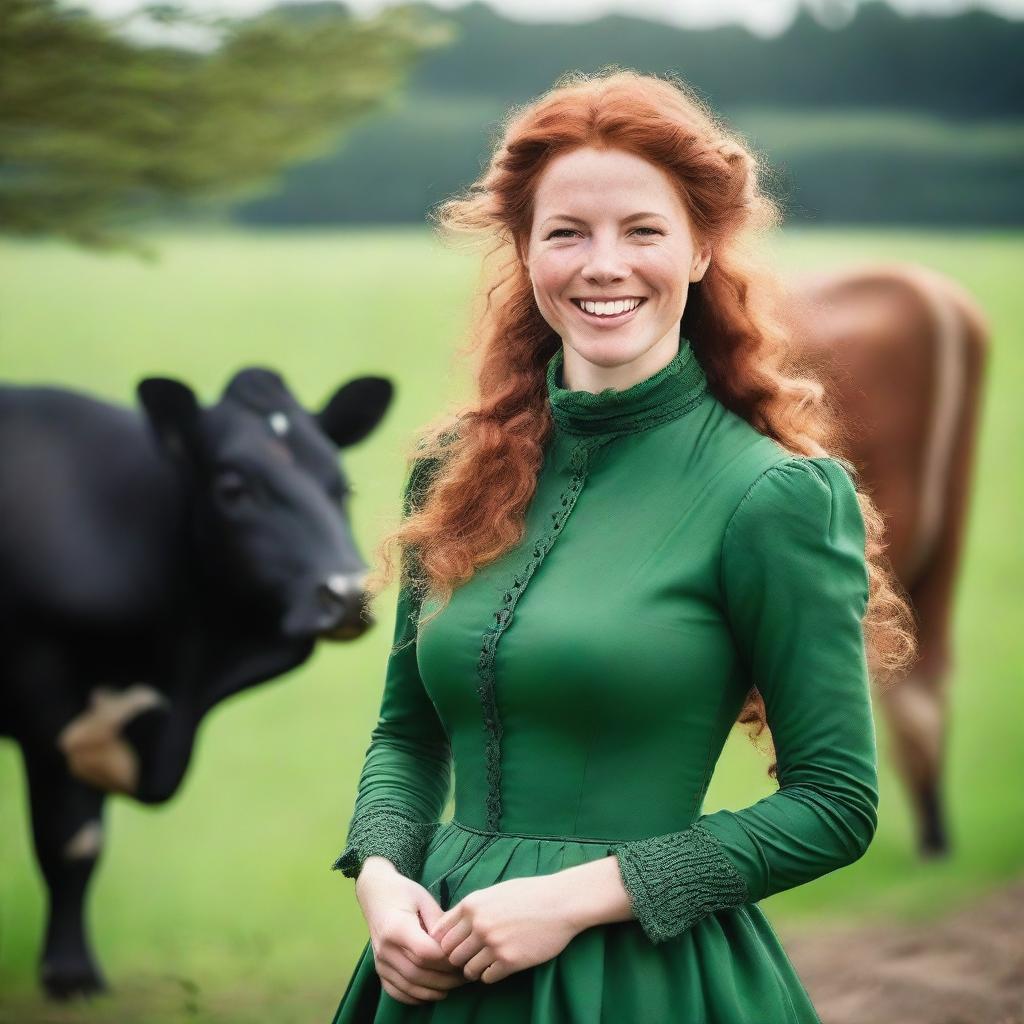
[546,226,661,239]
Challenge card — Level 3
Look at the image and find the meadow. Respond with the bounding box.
[0,227,1021,1023]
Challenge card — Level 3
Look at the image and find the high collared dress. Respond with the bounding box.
[328,336,878,1023]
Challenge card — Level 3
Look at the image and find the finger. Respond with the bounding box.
[390,948,465,991]
[449,931,487,971]
[392,921,459,972]
[377,962,421,1004]
[377,960,447,1004]
[462,946,498,983]
[437,918,472,958]
[480,958,510,984]
[401,944,460,974]
[416,891,445,932]
[380,977,419,1005]
[398,936,463,975]
[428,907,457,944]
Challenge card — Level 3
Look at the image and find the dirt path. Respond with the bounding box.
[782,878,1024,1024]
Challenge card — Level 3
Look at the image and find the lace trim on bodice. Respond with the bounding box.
[476,436,611,829]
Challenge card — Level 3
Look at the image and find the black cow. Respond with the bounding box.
[0,366,392,999]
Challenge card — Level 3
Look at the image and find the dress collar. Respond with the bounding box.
[545,335,709,436]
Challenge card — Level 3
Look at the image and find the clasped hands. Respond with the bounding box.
[357,860,584,1006]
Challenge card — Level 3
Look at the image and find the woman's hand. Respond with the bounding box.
[355,857,469,1006]
[426,874,582,985]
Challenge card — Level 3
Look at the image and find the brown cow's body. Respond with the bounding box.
[781,263,989,857]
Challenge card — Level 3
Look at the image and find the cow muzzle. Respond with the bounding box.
[281,570,372,639]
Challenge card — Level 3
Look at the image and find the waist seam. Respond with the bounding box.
[449,817,627,845]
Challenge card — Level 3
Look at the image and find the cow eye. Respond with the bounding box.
[215,470,249,504]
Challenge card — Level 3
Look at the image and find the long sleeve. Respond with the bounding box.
[331,457,453,881]
[611,455,878,944]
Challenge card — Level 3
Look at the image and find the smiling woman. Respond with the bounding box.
[326,67,915,1023]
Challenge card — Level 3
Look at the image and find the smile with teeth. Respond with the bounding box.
[571,297,646,318]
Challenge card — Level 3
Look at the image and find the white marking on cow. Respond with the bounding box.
[57,685,169,795]
[64,820,103,861]
[898,267,967,582]
[324,571,366,599]
[880,669,948,778]
[268,411,290,437]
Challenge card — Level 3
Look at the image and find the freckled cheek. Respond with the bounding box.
[636,249,682,285]
[530,256,575,310]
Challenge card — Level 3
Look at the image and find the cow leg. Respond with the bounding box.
[878,661,950,857]
[20,744,108,999]
[4,639,110,994]
[879,284,988,859]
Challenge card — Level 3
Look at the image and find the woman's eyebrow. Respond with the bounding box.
[542,211,668,226]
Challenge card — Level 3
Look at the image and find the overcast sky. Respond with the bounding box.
[82,0,1024,38]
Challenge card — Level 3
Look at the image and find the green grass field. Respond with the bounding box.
[0,227,1021,1023]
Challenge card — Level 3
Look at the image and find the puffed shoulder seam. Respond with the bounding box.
[721,456,786,568]
[718,454,866,615]
[725,455,851,535]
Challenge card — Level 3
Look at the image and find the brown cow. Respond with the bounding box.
[779,262,989,858]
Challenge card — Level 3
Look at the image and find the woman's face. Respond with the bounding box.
[524,146,710,388]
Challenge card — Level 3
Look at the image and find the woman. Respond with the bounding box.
[328,68,915,1022]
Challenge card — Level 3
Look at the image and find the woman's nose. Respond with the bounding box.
[581,240,630,283]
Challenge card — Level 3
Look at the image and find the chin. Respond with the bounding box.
[567,336,655,368]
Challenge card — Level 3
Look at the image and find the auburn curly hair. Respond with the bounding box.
[365,67,917,778]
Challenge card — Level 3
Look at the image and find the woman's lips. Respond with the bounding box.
[571,298,647,326]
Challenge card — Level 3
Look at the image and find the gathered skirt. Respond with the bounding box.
[330,819,822,1023]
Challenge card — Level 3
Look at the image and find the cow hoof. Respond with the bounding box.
[920,832,952,859]
[41,961,109,1001]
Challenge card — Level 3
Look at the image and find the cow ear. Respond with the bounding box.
[137,377,205,467]
[316,376,393,448]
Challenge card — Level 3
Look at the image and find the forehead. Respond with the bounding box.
[532,147,683,219]
[211,404,343,479]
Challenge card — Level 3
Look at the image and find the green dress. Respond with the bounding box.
[329,336,878,1023]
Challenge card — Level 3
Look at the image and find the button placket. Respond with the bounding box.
[474,436,609,830]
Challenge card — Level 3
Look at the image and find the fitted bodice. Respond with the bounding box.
[415,336,787,840]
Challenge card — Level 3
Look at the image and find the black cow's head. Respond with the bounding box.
[137,366,392,640]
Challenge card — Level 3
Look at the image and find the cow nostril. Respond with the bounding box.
[317,581,347,613]
[315,578,373,638]
[317,573,369,614]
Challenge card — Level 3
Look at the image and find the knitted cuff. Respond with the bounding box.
[612,820,749,944]
[331,806,441,881]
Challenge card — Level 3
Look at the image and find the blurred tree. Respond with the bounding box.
[0,0,454,255]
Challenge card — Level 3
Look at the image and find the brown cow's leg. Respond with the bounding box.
[878,666,951,856]
[879,274,989,858]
